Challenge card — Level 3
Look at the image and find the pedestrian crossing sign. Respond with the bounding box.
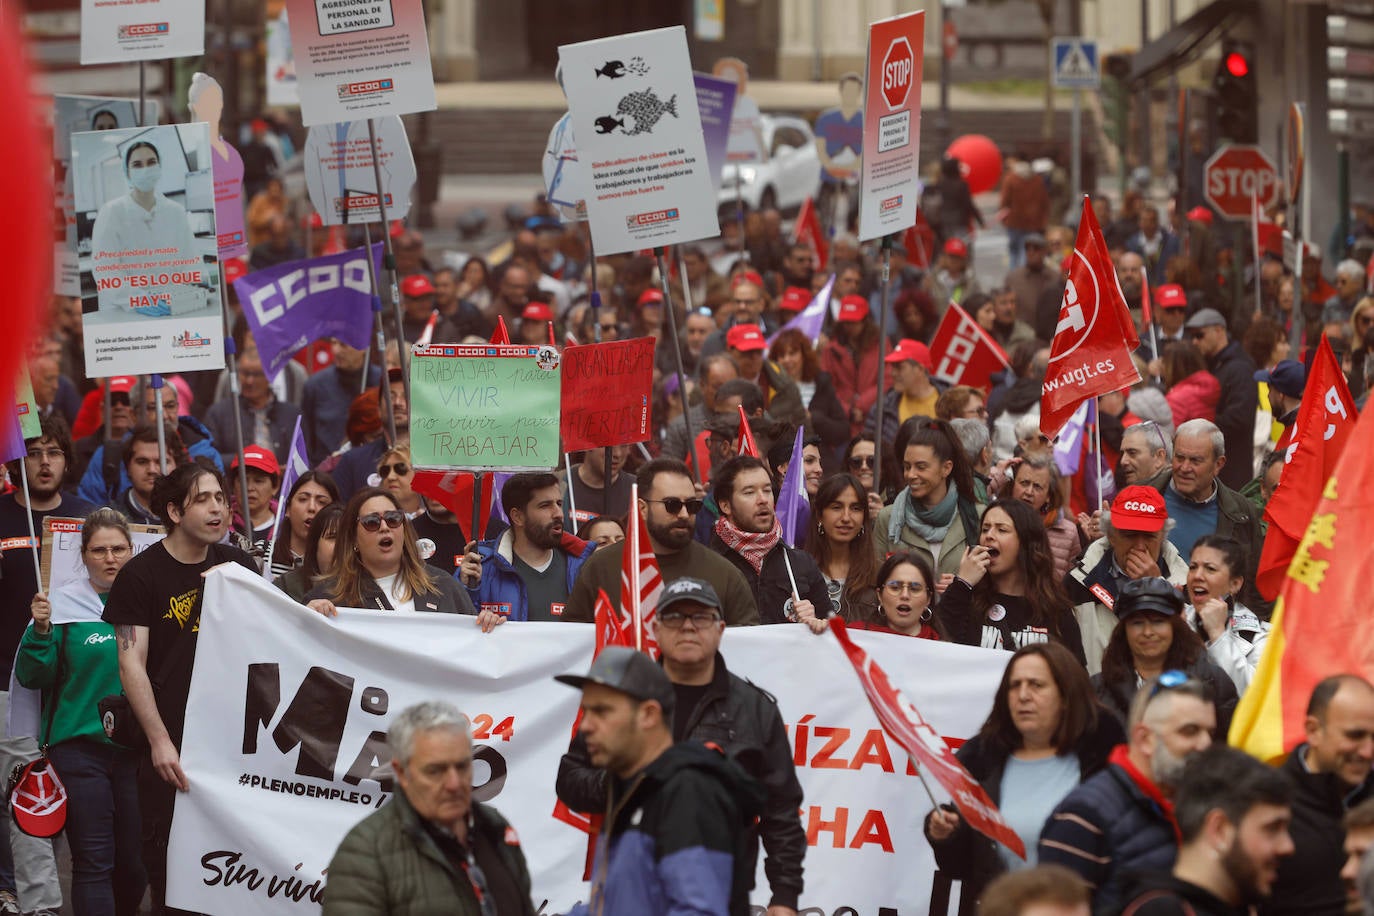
[1052,37,1100,89]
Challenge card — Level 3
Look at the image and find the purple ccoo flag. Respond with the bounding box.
[776,426,810,548]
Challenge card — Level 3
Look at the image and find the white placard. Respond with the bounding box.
[304,117,415,226]
[167,564,1007,915]
[40,517,164,594]
[558,27,720,255]
[80,0,206,65]
[858,12,926,241]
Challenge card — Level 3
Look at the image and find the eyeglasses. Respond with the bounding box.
[883,580,927,595]
[732,297,760,306]
[377,463,410,478]
[1137,419,1169,454]
[25,448,64,462]
[848,455,875,469]
[645,497,704,516]
[658,609,722,629]
[1147,669,1192,701]
[85,545,130,559]
[358,510,405,532]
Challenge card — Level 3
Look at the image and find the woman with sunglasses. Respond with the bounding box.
[924,643,1121,900]
[842,551,942,638]
[275,502,345,604]
[377,445,468,576]
[802,473,879,622]
[304,488,475,616]
[1183,535,1269,693]
[17,508,146,914]
[943,499,1085,664]
[267,470,338,579]
[841,435,893,521]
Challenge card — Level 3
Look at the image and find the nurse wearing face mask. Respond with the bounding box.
[90,140,203,318]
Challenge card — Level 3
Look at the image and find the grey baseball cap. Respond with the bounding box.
[555,646,675,711]
[657,577,722,615]
[1184,308,1227,330]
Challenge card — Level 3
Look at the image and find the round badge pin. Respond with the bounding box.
[987,603,1007,622]
[417,538,436,560]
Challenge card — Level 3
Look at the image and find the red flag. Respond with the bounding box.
[595,587,633,650]
[416,310,440,347]
[1255,335,1358,599]
[928,302,1011,391]
[620,484,663,656]
[737,405,760,457]
[1140,264,1153,329]
[793,197,829,269]
[490,316,510,345]
[829,618,1026,858]
[903,210,936,271]
[410,469,495,535]
[1040,199,1142,437]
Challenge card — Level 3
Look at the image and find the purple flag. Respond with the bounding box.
[693,72,739,194]
[487,471,514,536]
[234,245,381,382]
[776,426,810,548]
[768,274,835,347]
[1052,399,1090,476]
[262,417,309,580]
[0,410,24,466]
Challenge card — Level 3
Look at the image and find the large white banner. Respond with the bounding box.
[169,564,1007,915]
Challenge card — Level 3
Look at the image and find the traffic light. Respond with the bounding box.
[1213,38,1257,143]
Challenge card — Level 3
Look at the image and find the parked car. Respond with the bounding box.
[718,114,822,214]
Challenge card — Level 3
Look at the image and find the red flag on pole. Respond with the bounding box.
[737,405,760,457]
[410,469,495,535]
[416,310,440,347]
[1040,199,1142,437]
[490,316,511,345]
[903,210,936,271]
[1255,335,1358,599]
[829,618,1026,858]
[928,302,1011,391]
[793,197,829,269]
[620,484,663,656]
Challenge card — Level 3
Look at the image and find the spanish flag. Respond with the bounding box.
[1231,395,1374,762]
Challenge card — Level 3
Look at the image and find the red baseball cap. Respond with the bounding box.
[780,286,811,313]
[232,445,280,479]
[726,323,767,352]
[731,270,765,290]
[10,760,65,838]
[837,295,870,322]
[943,238,969,258]
[1186,206,1214,225]
[107,376,137,395]
[1111,485,1168,532]
[638,288,665,308]
[884,339,933,371]
[1155,284,1188,309]
[401,275,434,298]
[222,258,248,285]
[522,302,554,322]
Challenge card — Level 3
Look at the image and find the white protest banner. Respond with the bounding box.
[304,117,415,225]
[71,122,224,376]
[858,11,926,241]
[266,2,300,107]
[558,27,720,255]
[284,0,437,127]
[53,95,162,297]
[39,517,163,594]
[80,0,205,65]
[168,564,1007,915]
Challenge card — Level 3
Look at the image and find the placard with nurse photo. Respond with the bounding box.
[70,121,224,376]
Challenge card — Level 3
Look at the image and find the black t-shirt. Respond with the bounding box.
[0,492,96,671]
[564,467,634,529]
[412,512,467,576]
[671,682,711,742]
[101,540,255,748]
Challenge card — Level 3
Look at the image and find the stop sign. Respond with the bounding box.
[1204,145,1279,220]
[881,37,915,111]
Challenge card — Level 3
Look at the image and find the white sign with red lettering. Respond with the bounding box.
[1204,145,1279,220]
[168,564,1007,915]
[80,0,205,65]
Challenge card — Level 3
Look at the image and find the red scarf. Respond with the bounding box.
[713,515,781,575]
[1108,744,1182,845]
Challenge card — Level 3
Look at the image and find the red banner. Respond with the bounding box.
[929,302,1011,391]
[410,469,494,537]
[737,404,760,458]
[1256,335,1358,599]
[1040,200,1141,437]
[829,618,1025,859]
[794,196,830,269]
[558,337,655,452]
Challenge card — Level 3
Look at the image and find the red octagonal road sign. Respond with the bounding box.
[881,37,915,111]
[1204,145,1279,220]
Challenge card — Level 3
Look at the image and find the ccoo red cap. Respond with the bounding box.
[232,444,280,479]
[884,338,933,371]
[726,323,767,352]
[1111,485,1168,532]
[401,275,434,298]
[522,302,554,322]
[943,238,969,258]
[1155,284,1188,309]
[837,295,870,322]
[780,286,811,313]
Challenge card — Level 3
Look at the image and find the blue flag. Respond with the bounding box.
[776,426,810,548]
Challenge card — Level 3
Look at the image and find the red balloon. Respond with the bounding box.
[945,135,1004,195]
[0,12,49,408]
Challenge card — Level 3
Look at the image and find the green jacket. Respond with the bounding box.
[323,791,535,916]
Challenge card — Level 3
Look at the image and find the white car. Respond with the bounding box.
[718,114,822,214]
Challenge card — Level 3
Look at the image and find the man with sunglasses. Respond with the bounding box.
[1039,637,1217,915]
[557,578,804,916]
[1181,309,1258,491]
[563,459,758,627]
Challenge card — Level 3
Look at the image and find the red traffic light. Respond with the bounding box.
[1225,52,1250,78]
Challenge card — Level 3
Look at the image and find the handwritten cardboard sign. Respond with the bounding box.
[41,517,164,594]
[559,337,654,452]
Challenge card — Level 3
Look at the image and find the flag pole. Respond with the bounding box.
[1251,188,1263,321]
[471,471,485,544]
[150,374,168,475]
[220,290,255,540]
[366,117,411,409]
[873,235,894,496]
[630,482,643,652]
[17,452,43,590]
[564,452,578,523]
[261,416,302,580]
[362,223,398,446]
[654,246,698,482]
[1092,395,1105,509]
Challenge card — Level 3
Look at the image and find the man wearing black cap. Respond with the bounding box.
[1184,309,1258,490]
[558,578,805,915]
[1255,359,1305,447]
[556,646,763,916]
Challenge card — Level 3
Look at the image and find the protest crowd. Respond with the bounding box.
[8,8,1374,916]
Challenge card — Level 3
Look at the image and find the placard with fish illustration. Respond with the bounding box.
[557,26,720,255]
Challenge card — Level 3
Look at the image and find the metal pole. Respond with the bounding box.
[735,172,748,264]
[218,264,254,540]
[873,238,893,496]
[366,118,411,408]
[1071,89,1083,204]
[18,455,44,589]
[811,0,823,82]
[938,0,951,153]
[363,224,398,445]
[471,471,485,544]
[653,247,698,483]
[1338,144,1351,259]
[151,374,168,475]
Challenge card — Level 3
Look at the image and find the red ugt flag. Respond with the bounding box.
[929,302,1011,391]
[793,196,829,270]
[620,484,663,656]
[829,618,1026,858]
[1040,199,1141,437]
[1255,335,1359,599]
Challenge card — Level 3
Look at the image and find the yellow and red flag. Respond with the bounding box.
[1231,396,1374,762]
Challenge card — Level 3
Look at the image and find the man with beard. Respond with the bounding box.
[563,459,759,626]
[1123,746,1293,916]
[1264,675,1374,916]
[463,473,596,627]
[1038,662,1217,914]
[708,456,829,625]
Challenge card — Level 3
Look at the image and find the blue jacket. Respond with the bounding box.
[466,529,595,620]
[77,415,222,505]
